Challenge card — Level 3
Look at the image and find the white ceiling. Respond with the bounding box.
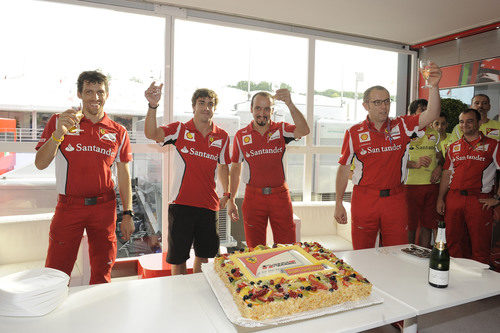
[150,0,500,45]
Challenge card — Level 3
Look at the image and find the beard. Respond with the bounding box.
[255,116,269,127]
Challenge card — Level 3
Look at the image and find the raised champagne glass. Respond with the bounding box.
[68,105,84,133]
[419,59,432,88]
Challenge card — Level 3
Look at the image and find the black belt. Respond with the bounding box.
[58,191,116,206]
[379,189,390,197]
[355,185,404,197]
[246,183,288,195]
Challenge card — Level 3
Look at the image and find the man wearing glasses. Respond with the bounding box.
[335,63,442,249]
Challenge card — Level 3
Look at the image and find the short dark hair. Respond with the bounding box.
[472,94,490,104]
[437,112,447,121]
[191,89,218,108]
[408,99,428,115]
[251,91,274,108]
[461,108,481,121]
[363,85,389,103]
[77,71,109,93]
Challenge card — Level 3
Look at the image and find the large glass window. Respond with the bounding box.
[173,20,308,134]
[0,0,166,258]
[311,40,400,201]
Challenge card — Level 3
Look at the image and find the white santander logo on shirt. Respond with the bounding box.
[65,144,75,152]
[363,144,402,154]
[246,146,283,157]
[75,143,115,156]
[180,146,217,161]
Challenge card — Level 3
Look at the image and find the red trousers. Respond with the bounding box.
[351,185,408,250]
[242,184,295,248]
[406,184,440,230]
[45,198,117,284]
[445,190,493,264]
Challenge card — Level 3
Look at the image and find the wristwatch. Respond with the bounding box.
[123,210,134,217]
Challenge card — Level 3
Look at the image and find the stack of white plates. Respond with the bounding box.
[0,268,69,317]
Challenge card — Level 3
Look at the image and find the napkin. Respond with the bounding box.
[0,268,69,317]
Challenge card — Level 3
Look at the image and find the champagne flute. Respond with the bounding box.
[68,104,84,133]
[419,59,432,88]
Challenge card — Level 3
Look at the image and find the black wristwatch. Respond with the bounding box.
[123,210,134,217]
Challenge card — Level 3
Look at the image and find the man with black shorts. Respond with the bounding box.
[144,82,230,275]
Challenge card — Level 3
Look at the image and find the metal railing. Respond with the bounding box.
[0,128,150,144]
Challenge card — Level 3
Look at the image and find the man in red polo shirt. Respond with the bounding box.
[227,90,310,248]
[35,71,134,284]
[144,83,230,275]
[437,109,499,264]
[335,63,442,250]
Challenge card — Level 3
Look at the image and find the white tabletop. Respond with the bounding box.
[0,272,416,333]
[2,245,498,332]
[337,245,500,315]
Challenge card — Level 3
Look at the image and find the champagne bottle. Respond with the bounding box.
[428,221,450,288]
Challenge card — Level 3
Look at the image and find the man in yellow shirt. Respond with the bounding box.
[450,94,499,141]
[405,99,442,248]
[432,113,454,158]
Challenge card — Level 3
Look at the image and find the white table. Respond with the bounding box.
[2,245,498,333]
[0,273,415,333]
[337,245,500,315]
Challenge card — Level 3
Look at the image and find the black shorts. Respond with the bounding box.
[166,204,219,265]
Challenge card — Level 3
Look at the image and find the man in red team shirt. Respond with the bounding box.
[144,82,230,275]
[227,90,310,248]
[335,63,442,250]
[35,71,134,284]
[437,109,499,264]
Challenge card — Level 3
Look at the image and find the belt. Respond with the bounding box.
[452,189,490,198]
[354,185,404,197]
[58,191,116,206]
[245,183,288,195]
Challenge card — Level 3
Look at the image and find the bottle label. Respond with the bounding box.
[429,268,449,286]
[435,241,446,251]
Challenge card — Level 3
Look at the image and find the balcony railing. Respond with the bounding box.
[0,128,150,144]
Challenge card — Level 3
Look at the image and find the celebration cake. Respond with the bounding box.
[214,242,372,320]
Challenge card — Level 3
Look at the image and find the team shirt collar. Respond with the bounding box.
[248,120,278,135]
[363,116,391,133]
[80,112,112,127]
[461,131,485,147]
[185,118,218,135]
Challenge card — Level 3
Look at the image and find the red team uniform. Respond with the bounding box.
[232,121,296,247]
[36,113,132,283]
[339,115,421,249]
[160,119,230,263]
[443,134,498,264]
